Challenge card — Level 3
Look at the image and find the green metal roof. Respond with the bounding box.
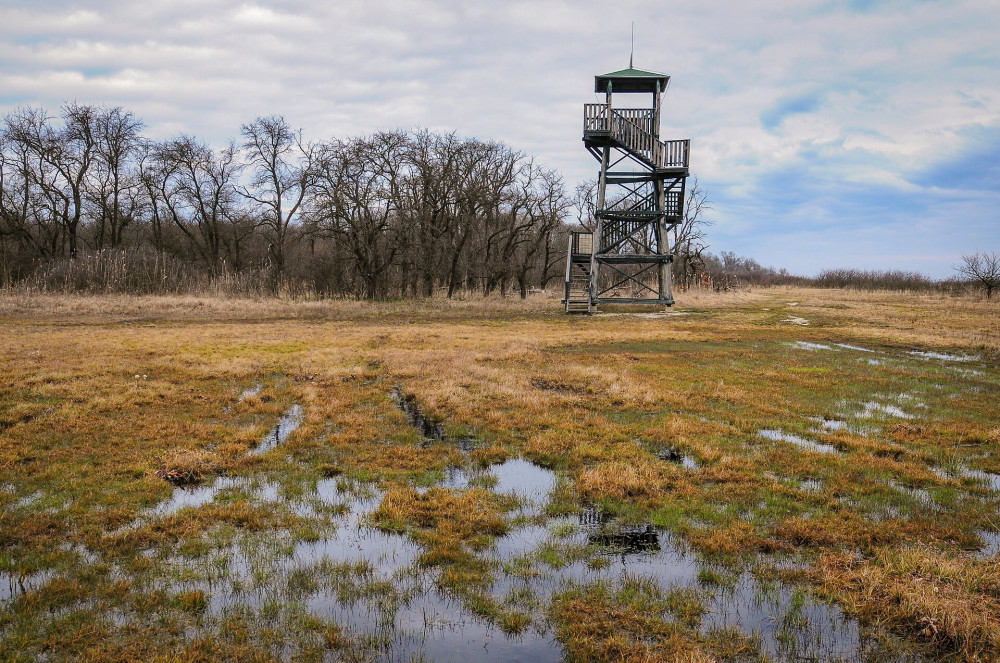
[595,67,669,94]
[600,67,666,78]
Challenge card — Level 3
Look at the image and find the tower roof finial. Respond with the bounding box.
[629,22,634,69]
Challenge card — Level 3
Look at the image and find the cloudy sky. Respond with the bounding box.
[2,0,997,276]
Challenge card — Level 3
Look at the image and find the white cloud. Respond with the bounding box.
[0,0,997,274]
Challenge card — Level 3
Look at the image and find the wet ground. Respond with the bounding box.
[8,339,996,661]
[149,452,927,662]
[104,388,936,661]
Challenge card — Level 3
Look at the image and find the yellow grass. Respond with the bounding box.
[1,285,998,660]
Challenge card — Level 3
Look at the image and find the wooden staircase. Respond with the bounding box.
[565,265,591,314]
[564,235,593,314]
[583,104,689,171]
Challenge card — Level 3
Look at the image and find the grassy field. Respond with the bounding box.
[1,288,998,662]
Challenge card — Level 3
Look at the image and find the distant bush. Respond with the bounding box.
[815,268,966,293]
[698,251,809,290]
[685,252,971,295]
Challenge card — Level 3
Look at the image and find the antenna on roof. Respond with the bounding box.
[629,22,634,68]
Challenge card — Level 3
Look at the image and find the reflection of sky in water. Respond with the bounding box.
[177,459,922,662]
[909,350,977,362]
[11,419,927,662]
[759,428,838,454]
[250,404,304,455]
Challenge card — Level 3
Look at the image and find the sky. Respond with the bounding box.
[1,0,998,277]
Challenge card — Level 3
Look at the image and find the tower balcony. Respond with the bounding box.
[583,104,690,171]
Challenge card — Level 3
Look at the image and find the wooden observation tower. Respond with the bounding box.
[564,64,690,313]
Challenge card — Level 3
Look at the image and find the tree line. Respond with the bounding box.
[0,104,570,298]
[11,103,986,301]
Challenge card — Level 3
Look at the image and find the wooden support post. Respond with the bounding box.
[564,233,574,313]
[656,178,673,305]
[589,144,610,308]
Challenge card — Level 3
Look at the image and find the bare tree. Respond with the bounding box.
[6,104,98,258]
[240,116,316,279]
[514,167,567,297]
[570,179,597,231]
[1,116,62,259]
[397,130,465,297]
[671,177,713,286]
[310,132,406,299]
[90,107,144,248]
[3,104,577,299]
[152,136,243,271]
[957,251,1000,299]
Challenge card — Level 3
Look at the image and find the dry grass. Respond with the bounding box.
[1,286,998,660]
[155,448,221,485]
[814,547,1000,660]
[577,459,675,500]
[372,486,509,540]
[549,575,720,663]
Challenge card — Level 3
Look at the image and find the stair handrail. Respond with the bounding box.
[611,110,659,167]
[583,104,690,169]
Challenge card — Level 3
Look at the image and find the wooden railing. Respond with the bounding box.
[660,139,689,169]
[665,190,683,217]
[583,104,689,169]
[572,232,594,255]
[613,108,655,135]
[583,104,608,133]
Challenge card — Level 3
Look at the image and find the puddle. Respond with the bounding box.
[1,570,51,603]
[773,474,824,494]
[153,478,233,515]
[392,387,477,450]
[858,402,913,420]
[792,341,832,351]
[783,317,809,326]
[238,384,263,401]
[144,403,304,518]
[199,473,566,663]
[866,359,881,366]
[887,481,939,511]
[392,386,445,440]
[655,447,700,469]
[161,455,907,661]
[975,531,1000,558]
[808,415,878,437]
[14,491,43,509]
[587,524,660,553]
[442,458,557,517]
[931,463,1000,492]
[150,476,284,516]
[835,343,874,352]
[701,570,921,662]
[501,515,919,662]
[759,429,838,454]
[909,351,977,362]
[299,483,419,574]
[809,416,848,432]
[102,450,928,662]
[800,479,824,493]
[961,468,1000,492]
[223,383,264,413]
[250,404,304,455]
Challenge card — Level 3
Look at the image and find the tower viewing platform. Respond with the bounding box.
[564,65,691,314]
[582,104,690,172]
